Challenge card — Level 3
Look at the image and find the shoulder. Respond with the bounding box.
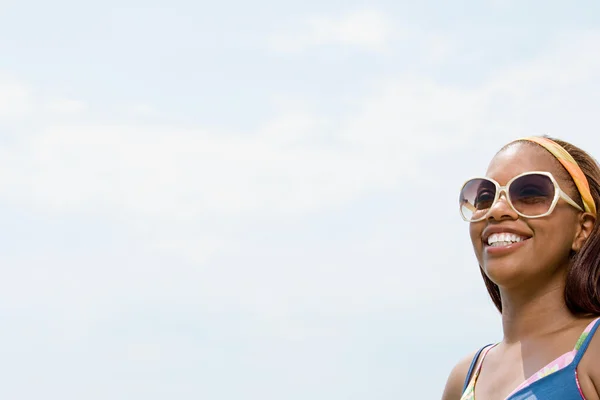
[441,349,481,400]
[578,318,600,400]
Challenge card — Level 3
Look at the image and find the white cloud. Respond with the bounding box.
[1,32,600,307]
[421,33,457,63]
[0,74,31,118]
[154,235,228,265]
[0,97,464,220]
[269,9,394,53]
[46,98,87,114]
[3,31,600,222]
[130,103,155,115]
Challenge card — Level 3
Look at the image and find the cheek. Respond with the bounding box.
[530,217,577,261]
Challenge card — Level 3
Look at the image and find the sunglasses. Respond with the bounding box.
[459,171,583,222]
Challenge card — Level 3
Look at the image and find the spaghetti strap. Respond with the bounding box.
[462,345,492,393]
[573,317,600,365]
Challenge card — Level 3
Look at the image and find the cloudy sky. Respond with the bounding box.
[2,1,600,399]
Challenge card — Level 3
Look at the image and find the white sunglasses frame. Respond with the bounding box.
[459,171,583,222]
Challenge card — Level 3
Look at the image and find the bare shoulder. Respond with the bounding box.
[441,350,479,400]
[578,318,600,400]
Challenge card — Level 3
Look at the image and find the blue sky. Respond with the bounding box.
[1,1,600,399]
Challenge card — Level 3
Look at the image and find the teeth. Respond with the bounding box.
[487,233,525,246]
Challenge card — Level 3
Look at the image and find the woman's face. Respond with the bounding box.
[469,143,583,288]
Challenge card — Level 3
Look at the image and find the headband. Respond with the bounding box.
[514,136,596,216]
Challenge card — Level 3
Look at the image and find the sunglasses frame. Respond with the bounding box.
[459,171,584,222]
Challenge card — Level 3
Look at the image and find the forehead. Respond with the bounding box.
[486,142,568,185]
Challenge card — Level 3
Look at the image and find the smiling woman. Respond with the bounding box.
[442,136,600,400]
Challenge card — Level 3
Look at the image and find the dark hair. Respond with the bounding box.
[481,136,600,315]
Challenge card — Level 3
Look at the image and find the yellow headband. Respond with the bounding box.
[514,136,596,216]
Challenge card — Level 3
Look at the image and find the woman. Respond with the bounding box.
[442,136,600,400]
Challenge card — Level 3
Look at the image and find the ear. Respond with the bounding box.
[572,212,596,252]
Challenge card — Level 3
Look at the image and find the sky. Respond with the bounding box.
[1,1,600,399]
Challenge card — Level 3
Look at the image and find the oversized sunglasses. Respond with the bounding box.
[459,171,583,222]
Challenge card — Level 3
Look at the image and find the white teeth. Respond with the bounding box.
[490,241,512,247]
[487,233,525,246]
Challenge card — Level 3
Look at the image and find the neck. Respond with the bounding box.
[500,276,576,343]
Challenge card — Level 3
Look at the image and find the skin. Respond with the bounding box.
[442,143,600,400]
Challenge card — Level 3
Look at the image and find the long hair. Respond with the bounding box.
[481,137,600,315]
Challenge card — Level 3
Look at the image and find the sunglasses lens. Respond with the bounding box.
[509,173,555,217]
[460,178,497,221]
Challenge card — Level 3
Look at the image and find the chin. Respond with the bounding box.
[481,257,526,287]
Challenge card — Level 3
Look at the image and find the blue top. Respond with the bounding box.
[462,317,600,400]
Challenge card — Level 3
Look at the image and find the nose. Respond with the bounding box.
[487,190,518,221]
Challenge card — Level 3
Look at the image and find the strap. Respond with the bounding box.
[573,317,600,365]
[462,345,491,392]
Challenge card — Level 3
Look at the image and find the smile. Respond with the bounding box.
[487,232,529,247]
